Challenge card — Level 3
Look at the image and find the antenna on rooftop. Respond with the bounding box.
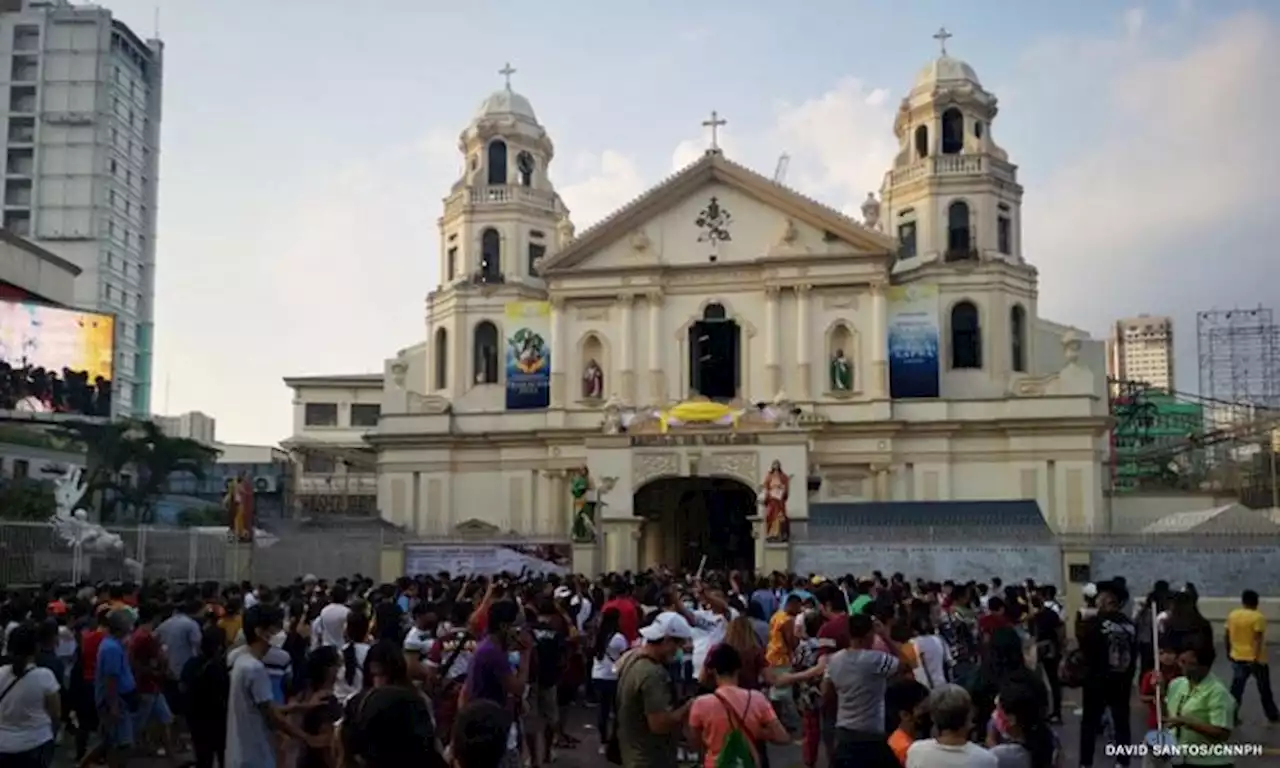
[773,153,790,184]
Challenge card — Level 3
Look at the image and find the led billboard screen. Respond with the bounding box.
[0,300,115,418]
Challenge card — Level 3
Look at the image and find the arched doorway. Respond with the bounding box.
[688,302,740,401]
[633,476,756,571]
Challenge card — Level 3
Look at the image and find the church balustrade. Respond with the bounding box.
[888,153,1016,186]
[443,185,558,217]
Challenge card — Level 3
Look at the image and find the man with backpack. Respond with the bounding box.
[688,643,790,768]
[1076,580,1137,768]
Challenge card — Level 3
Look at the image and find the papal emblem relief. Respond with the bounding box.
[695,196,733,245]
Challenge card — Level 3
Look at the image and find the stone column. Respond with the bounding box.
[795,284,812,399]
[870,281,888,398]
[618,292,635,403]
[646,291,665,404]
[549,298,566,408]
[764,286,781,396]
[536,469,555,535]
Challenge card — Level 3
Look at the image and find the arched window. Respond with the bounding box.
[946,200,971,258]
[480,228,502,282]
[516,151,534,187]
[950,301,982,369]
[486,140,508,185]
[703,303,727,321]
[433,327,448,390]
[1010,305,1027,373]
[473,321,499,384]
[913,125,929,159]
[941,108,964,154]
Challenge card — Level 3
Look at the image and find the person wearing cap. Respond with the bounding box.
[614,612,694,768]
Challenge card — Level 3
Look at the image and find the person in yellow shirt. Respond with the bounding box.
[764,593,803,735]
[218,596,244,646]
[1224,588,1279,723]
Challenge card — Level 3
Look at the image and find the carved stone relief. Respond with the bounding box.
[822,293,860,310]
[576,306,610,321]
[633,452,680,487]
[827,475,867,499]
[703,452,760,486]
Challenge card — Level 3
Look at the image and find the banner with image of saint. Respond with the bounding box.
[887,284,940,399]
[504,301,551,410]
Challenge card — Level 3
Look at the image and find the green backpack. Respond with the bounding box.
[712,691,759,768]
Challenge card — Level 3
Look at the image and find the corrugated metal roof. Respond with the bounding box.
[809,500,1050,532]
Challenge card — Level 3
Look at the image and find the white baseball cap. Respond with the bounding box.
[553,586,572,599]
[638,611,694,642]
[1082,583,1098,598]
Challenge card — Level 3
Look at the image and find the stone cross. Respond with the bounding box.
[702,110,727,152]
[933,27,952,56]
[499,62,516,89]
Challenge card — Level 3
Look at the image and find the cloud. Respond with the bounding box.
[557,150,647,229]
[1026,10,1280,335]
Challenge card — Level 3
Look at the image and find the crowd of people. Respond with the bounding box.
[0,361,112,417]
[0,568,1269,768]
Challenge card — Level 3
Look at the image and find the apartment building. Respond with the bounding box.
[1108,314,1174,392]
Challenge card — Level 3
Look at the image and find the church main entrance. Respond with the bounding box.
[633,476,756,572]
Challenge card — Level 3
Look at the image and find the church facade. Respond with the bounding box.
[285,50,1111,575]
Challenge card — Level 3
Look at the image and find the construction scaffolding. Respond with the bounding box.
[1196,307,1280,413]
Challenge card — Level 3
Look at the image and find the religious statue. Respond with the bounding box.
[224,475,255,543]
[570,467,597,543]
[582,359,604,400]
[759,460,791,543]
[830,349,853,392]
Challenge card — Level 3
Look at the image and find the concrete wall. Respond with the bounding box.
[793,543,1061,585]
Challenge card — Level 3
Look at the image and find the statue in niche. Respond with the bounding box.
[759,460,791,543]
[830,349,853,392]
[582,359,604,400]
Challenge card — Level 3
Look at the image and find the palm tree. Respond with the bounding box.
[51,419,220,522]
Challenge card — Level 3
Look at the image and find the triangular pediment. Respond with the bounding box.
[540,152,897,274]
[454,518,502,536]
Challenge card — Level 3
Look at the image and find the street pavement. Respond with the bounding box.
[53,654,1280,767]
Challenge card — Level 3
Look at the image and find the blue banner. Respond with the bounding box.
[504,301,551,410]
[887,284,940,399]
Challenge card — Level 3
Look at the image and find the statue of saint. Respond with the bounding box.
[224,475,255,543]
[582,359,604,399]
[830,349,853,392]
[760,460,791,543]
[570,467,596,543]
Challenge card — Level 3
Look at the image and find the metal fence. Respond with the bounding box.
[0,521,392,586]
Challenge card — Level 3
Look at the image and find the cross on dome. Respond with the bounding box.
[702,110,727,152]
[499,62,516,90]
[933,27,953,56]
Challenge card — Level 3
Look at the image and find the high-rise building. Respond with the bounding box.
[154,410,216,446]
[1107,314,1174,392]
[0,0,162,418]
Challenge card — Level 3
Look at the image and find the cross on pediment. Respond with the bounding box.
[702,110,727,152]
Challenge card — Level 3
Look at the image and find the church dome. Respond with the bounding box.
[913,55,981,88]
[474,87,538,122]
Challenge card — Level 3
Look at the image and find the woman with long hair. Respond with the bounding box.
[989,681,1059,767]
[590,608,627,754]
[335,612,371,703]
[0,624,61,767]
[715,615,765,690]
[339,640,443,768]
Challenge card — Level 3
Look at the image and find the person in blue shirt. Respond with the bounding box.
[93,609,137,767]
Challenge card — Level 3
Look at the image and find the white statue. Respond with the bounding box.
[48,467,140,581]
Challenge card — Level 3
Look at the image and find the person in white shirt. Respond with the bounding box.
[334,611,371,702]
[589,608,628,755]
[909,619,951,691]
[0,625,61,764]
[312,585,351,650]
[907,684,996,768]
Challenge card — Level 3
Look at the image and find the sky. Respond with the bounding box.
[99,0,1280,445]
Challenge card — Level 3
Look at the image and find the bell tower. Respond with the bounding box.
[875,30,1025,270]
[437,63,569,288]
[426,65,571,404]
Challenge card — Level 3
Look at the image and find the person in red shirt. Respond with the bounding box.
[978,596,1013,640]
[74,606,110,760]
[1139,646,1179,730]
[601,582,640,643]
[130,602,180,756]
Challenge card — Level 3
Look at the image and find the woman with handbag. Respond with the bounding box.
[0,624,61,768]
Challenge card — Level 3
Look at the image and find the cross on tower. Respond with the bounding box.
[702,110,727,152]
[933,27,953,56]
[499,62,516,90]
